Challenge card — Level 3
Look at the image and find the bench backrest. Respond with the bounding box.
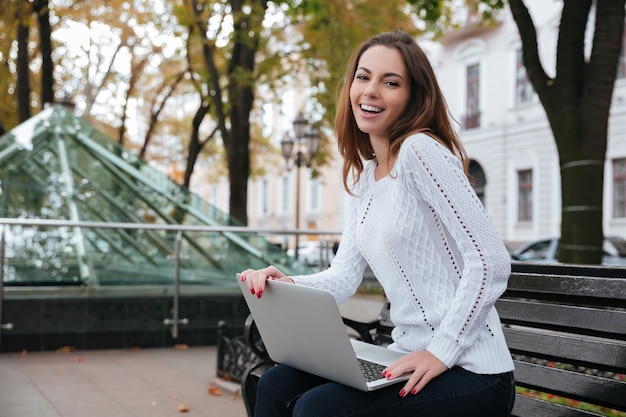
[496,262,626,417]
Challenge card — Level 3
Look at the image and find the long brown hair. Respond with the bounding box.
[335,30,469,193]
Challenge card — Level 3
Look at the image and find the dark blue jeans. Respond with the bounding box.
[254,364,515,417]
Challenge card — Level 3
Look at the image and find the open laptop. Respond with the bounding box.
[236,274,409,391]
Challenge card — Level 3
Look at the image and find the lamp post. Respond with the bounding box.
[280,113,321,261]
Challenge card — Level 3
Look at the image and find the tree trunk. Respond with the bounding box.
[509,0,625,264]
[33,0,54,108]
[183,101,210,189]
[224,0,267,225]
[16,21,31,122]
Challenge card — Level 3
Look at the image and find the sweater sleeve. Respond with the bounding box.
[402,134,511,368]
[290,181,371,303]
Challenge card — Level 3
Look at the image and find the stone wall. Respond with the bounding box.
[0,290,248,352]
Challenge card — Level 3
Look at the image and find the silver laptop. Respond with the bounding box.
[236,274,409,391]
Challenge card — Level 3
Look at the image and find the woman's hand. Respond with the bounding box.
[240,265,294,299]
[382,350,448,397]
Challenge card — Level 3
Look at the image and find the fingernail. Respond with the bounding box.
[399,389,406,397]
[381,370,387,377]
[240,274,246,281]
[257,289,263,299]
[250,288,255,295]
[410,388,417,395]
[386,373,392,379]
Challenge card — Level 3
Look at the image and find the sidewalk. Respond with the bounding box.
[0,346,246,417]
[0,293,386,417]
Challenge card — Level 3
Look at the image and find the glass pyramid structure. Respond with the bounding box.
[0,105,307,288]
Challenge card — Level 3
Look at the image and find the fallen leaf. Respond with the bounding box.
[231,391,241,400]
[20,349,28,356]
[177,404,189,413]
[170,395,178,400]
[55,346,76,353]
[208,385,222,396]
[174,344,189,350]
[217,370,233,381]
[72,357,83,363]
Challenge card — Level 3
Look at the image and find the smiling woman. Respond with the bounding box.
[240,30,516,417]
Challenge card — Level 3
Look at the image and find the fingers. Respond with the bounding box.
[239,266,289,298]
[399,368,438,397]
[382,351,448,397]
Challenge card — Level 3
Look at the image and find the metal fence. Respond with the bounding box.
[0,218,340,343]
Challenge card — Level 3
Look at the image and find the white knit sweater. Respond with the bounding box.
[291,133,515,375]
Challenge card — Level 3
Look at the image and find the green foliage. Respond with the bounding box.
[517,388,626,417]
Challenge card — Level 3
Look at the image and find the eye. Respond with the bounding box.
[385,79,400,87]
[355,74,368,81]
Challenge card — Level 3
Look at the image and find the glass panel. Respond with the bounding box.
[0,106,310,288]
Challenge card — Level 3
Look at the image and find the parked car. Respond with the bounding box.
[511,236,626,266]
[286,241,334,267]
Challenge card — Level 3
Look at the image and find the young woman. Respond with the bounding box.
[241,30,515,417]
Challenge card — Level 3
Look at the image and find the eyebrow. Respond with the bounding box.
[356,67,405,80]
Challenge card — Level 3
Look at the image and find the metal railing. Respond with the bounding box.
[0,218,340,341]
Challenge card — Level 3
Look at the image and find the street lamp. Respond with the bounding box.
[280,113,321,261]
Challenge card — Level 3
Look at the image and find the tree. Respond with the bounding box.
[407,0,625,265]
[176,0,270,225]
[510,0,625,264]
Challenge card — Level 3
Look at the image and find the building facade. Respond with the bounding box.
[192,1,626,249]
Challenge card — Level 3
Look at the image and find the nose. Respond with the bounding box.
[363,82,379,98]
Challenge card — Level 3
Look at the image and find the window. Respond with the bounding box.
[258,178,270,217]
[209,185,218,207]
[515,49,534,104]
[469,160,486,207]
[464,63,480,129]
[518,169,532,222]
[279,174,290,214]
[618,25,626,79]
[614,158,626,218]
[307,177,321,212]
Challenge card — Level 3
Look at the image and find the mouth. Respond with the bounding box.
[360,104,383,114]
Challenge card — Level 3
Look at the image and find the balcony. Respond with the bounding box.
[463,112,481,130]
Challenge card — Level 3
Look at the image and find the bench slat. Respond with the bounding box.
[496,299,626,336]
[503,326,626,372]
[513,361,626,410]
[506,274,626,301]
[511,262,626,279]
[512,394,601,417]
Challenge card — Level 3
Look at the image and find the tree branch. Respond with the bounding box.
[586,0,626,105]
[556,0,591,97]
[508,0,550,95]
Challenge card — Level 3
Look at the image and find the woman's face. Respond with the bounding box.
[350,45,410,142]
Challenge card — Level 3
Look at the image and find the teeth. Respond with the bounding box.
[361,104,382,113]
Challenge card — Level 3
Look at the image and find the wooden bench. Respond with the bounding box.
[226,262,626,417]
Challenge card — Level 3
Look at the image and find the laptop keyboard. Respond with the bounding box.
[358,358,387,382]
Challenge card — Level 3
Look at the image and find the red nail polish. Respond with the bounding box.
[399,389,406,397]
[381,370,387,376]
[240,274,245,281]
[250,288,255,295]
[410,388,417,395]
[386,373,392,379]
[257,289,263,299]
